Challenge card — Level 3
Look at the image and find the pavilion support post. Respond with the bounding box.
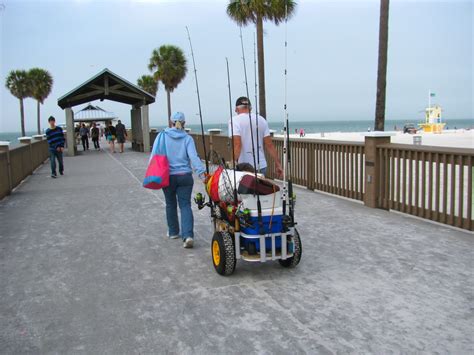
[130,107,142,152]
[141,105,150,152]
[65,108,76,157]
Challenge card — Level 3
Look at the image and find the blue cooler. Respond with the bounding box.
[240,207,283,235]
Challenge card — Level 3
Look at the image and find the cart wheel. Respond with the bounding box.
[211,231,236,276]
[279,228,302,268]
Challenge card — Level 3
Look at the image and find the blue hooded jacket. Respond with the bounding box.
[151,128,205,176]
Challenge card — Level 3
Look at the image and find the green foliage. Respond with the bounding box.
[137,75,159,97]
[28,68,53,104]
[5,70,31,99]
[226,0,296,26]
[148,45,187,93]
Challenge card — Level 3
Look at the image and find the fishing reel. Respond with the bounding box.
[194,192,212,210]
[235,208,252,227]
[282,192,297,232]
[291,192,297,208]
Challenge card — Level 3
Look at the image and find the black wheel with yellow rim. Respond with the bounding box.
[211,231,236,276]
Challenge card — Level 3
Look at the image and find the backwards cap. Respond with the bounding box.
[171,111,186,122]
[235,97,251,107]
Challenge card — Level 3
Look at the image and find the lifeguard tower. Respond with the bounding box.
[418,91,445,133]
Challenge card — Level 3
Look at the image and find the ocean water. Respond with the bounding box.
[183,118,474,136]
[0,131,40,147]
[1,119,472,145]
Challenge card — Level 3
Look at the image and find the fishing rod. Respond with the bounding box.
[239,27,264,234]
[282,4,294,224]
[186,26,209,175]
[226,58,238,208]
[253,33,260,173]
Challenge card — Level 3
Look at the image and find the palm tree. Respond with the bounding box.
[5,70,31,137]
[137,75,159,97]
[227,0,296,119]
[29,68,53,134]
[374,0,390,131]
[148,45,187,125]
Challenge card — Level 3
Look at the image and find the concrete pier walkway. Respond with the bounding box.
[1,147,472,353]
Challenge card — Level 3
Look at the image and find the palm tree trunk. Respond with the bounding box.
[374,0,390,131]
[256,15,266,119]
[37,100,41,135]
[19,98,26,137]
[167,90,172,127]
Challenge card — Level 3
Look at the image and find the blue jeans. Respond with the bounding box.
[49,150,64,175]
[162,173,194,240]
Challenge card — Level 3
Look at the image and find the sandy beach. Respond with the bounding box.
[276,129,474,149]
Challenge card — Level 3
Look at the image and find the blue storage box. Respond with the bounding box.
[240,207,284,235]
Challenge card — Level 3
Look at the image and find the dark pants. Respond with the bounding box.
[81,135,89,150]
[49,150,64,175]
[92,137,100,149]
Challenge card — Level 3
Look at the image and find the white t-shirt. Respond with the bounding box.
[229,113,270,169]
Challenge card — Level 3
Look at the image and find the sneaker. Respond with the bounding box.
[183,238,194,249]
[59,171,64,176]
[51,174,57,179]
[166,232,179,240]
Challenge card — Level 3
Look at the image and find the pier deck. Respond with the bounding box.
[1,147,472,353]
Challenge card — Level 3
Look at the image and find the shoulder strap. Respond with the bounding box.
[157,132,167,155]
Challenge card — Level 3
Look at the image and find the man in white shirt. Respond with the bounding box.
[229,96,283,177]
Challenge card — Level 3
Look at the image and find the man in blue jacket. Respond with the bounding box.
[45,116,65,178]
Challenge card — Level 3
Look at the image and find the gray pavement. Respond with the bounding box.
[1,145,473,354]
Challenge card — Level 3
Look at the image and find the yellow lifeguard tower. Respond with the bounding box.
[418,91,445,133]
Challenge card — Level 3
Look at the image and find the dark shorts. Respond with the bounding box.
[117,135,125,144]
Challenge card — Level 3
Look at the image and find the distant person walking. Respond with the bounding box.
[229,97,282,177]
[151,112,206,249]
[105,121,116,153]
[91,122,100,150]
[115,120,128,153]
[45,116,65,179]
[79,123,90,151]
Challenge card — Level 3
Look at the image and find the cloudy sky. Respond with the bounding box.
[0,0,472,132]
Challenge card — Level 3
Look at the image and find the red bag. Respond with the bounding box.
[207,166,223,202]
[143,133,169,189]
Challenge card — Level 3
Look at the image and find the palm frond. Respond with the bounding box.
[137,75,159,97]
[226,0,296,26]
[28,68,53,104]
[5,70,31,99]
[148,45,187,92]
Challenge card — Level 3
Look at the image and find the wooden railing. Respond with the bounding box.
[265,138,366,201]
[377,144,473,230]
[162,132,474,231]
[188,134,366,201]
